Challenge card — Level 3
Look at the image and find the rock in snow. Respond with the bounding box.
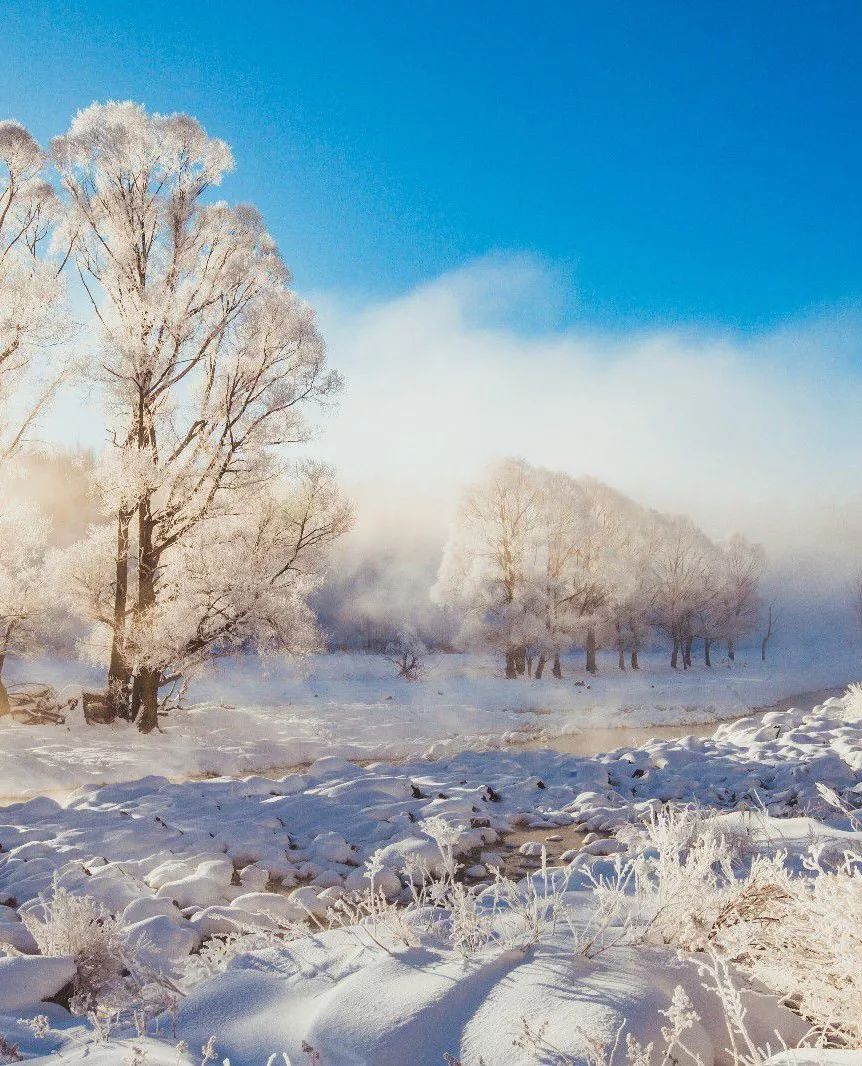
[0,955,76,1011]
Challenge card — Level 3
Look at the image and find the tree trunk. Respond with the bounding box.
[505,652,517,679]
[704,638,712,668]
[727,638,735,662]
[585,628,598,674]
[105,510,132,721]
[683,636,693,669]
[552,653,562,679]
[515,649,526,676]
[761,606,773,662]
[130,674,143,723]
[615,623,625,671]
[136,668,160,734]
[0,655,9,718]
[630,647,639,670]
[135,487,160,733]
[671,638,680,669]
[535,654,546,680]
[526,655,533,678]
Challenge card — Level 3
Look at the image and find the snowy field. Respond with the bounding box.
[1,646,858,799]
[1,687,862,1061]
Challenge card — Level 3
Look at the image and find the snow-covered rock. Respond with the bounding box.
[0,955,76,1011]
[125,913,200,962]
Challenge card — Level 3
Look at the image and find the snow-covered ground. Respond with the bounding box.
[1,646,858,799]
[1,689,862,1062]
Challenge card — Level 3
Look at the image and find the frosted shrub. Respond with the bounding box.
[603,806,862,1045]
[328,855,417,951]
[722,850,862,1044]
[326,818,580,959]
[404,817,580,956]
[594,807,738,951]
[843,681,862,721]
[21,884,135,1012]
[487,852,576,951]
[184,929,280,985]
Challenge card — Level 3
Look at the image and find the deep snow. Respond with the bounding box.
[1,688,862,1062]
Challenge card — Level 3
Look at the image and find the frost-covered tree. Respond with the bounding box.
[646,514,716,669]
[713,534,765,661]
[530,469,583,678]
[531,473,614,677]
[437,463,636,679]
[54,102,345,730]
[434,458,543,678]
[600,504,656,671]
[0,503,53,715]
[0,120,67,464]
[439,460,766,676]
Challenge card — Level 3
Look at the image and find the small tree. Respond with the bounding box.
[715,534,765,661]
[386,628,426,680]
[434,458,542,679]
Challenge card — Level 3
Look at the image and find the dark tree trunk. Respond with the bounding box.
[0,654,8,718]
[630,647,639,670]
[683,636,693,669]
[515,649,526,676]
[106,511,133,721]
[704,639,712,668]
[671,638,680,669]
[535,654,546,679]
[552,653,562,679]
[585,628,598,674]
[136,668,160,734]
[505,652,518,679]
[727,639,735,662]
[130,674,142,722]
[761,606,773,662]
[136,490,160,733]
[615,623,625,671]
[526,655,533,678]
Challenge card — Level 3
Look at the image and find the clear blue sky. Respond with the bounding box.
[2,1,860,329]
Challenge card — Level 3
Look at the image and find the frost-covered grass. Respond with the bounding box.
[2,689,862,1060]
[4,806,849,1064]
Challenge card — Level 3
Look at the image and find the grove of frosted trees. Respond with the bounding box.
[434,458,766,678]
[0,104,351,728]
[0,104,773,720]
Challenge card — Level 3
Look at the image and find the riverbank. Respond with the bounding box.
[0,651,857,802]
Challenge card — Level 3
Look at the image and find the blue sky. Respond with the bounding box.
[4,1,862,579]
[2,0,861,330]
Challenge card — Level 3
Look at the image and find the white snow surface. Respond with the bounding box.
[0,648,855,800]
[1,690,861,1062]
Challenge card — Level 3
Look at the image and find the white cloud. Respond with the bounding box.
[35,252,862,592]
[311,254,862,587]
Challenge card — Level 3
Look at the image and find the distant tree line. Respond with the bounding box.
[433,458,765,678]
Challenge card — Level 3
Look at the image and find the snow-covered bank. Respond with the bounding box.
[1,691,862,1061]
[1,648,857,800]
